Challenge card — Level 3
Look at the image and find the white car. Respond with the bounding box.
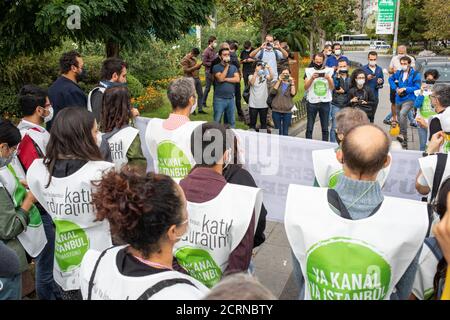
[369,41,391,50]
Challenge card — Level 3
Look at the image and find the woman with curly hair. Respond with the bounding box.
[79,169,209,300]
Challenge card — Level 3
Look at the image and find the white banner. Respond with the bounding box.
[135,117,422,222]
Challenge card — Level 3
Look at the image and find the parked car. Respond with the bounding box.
[369,41,391,50]
[416,57,450,84]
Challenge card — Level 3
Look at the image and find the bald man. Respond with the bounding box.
[286,124,428,300]
[312,108,391,188]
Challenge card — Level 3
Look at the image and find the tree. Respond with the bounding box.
[397,0,427,45]
[423,0,450,40]
[0,0,214,58]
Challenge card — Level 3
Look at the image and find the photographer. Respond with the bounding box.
[304,53,335,141]
[270,68,297,136]
[362,51,384,123]
[348,69,376,120]
[330,59,351,143]
[249,34,288,82]
[389,56,421,149]
[248,61,274,131]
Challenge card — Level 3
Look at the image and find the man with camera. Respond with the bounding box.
[362,51,384,123]
[389,56,421,149]
[330,59,351,142]
[249,34,288,82]
[304,52,335,141]
[212,48,240,128]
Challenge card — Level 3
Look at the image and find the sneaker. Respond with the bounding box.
[198,110,208,115]
[396,134,405,143]
[383,119,391,125]
[401,140,408,149]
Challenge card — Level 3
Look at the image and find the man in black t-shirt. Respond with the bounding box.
[240,41,256,88]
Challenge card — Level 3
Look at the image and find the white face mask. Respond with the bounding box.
[223,148,232,170]
[335,49,342,55]
[212,42,217,48]
[401,65,409,71]
[43,106,54,123]
[190,96,197,114]
[356,79,365,87]
[369,60,377,67]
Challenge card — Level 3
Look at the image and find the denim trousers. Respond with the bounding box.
[213,96,236,128]
[272,111,292,136]
[306,101,330,141]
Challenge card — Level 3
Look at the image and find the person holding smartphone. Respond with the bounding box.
[348,69,376,120]
[330,59,351,143]
[270,68,297,136]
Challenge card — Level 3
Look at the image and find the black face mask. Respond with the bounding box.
[425,79,436,85]
[76,68,88,82]
[313,63,323,70]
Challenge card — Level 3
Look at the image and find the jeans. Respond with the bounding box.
[418,126,428,151]
[396,100,414,139]
[272,111,292,136]
[213,97,236,128]
[384,110,415,124]
[291,250,305,300]
[306,102,331,141]
[194,77,204,112]
[234,82,243,117]
[329,104,340,143]
[249,107,268,131]
[201,72,213,107]
[35,211,61,300]
[0,274,21,300]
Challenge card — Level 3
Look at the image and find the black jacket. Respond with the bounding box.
[347,85,376,117]
[223,164,267,248]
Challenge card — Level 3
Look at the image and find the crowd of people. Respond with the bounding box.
[0,32,450,301]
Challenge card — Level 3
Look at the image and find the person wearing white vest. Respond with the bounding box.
[26,107,114,300]
[16,84,61,300]
[313,107,391,188]
[80,169,209,300]
[146,77,205,182]
[411,177,449,300]
[304,52,335,141]
[98,86,146,173]
[176,123,263,288]
[286,124,428,300]
[0,120,39,300]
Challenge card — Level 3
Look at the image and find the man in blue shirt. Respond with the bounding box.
[326,43,350,70]
[389,56,421,149]
[47,51,87,130]
[212,48,241,128]
[362,51,384,122]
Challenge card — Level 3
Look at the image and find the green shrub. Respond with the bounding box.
[126,74,145,98]
[0,86,21,121]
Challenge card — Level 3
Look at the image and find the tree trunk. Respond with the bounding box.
[106,40,120,58]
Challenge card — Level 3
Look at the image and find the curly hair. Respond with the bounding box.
[92,169,185,258]
[59,50,81,74]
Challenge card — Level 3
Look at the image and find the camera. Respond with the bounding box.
[398,90,407,98]
[256,61,267,68]
[283,74,290,81]
[317,72,325,77]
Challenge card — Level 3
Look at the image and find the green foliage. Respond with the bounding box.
[126,74,145,98]
[0,86,21,120]
[398,0,427,43]
[0,0,215,58]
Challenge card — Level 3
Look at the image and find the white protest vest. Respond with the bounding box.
[106,126,139,169]
[312,148,391,188]
[26,159,114,291]
[173,183,262,288]
[146,119,204,182]
[80,246,209,300]
[285,184,428,300]
[0,164,47,257]
[305,67,334,103]
[87,86,106,112]
[419,154,450,194]
[412,238,442,300]
[19,125,50,157]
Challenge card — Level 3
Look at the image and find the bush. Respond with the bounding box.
[131,85,165,113]
[127,74,145,98]
[0,86,21,121]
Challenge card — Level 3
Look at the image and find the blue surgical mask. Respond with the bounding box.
[257,69,266,77]
[0,149,16,168]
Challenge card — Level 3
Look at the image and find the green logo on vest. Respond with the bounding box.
[328,170,344,189]
[7,164,42,227]
[444,141,450,154]
[306,237,391,300]
[419,96,436,119]
[175,247,222,288]
[314,80,328,97]
[157,141,191,179]
[54,220,89,272]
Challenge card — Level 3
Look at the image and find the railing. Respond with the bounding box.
[291,98,308,124]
